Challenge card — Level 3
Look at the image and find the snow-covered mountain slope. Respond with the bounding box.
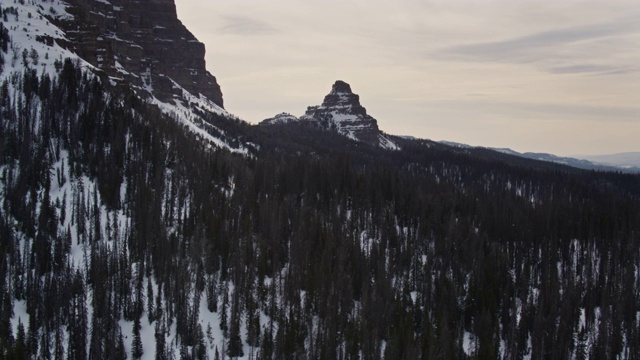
[0,0,250,155]
[146,76,252,155]
[0,3,253,357]
[261,81,399,150]
[0,0,82,80]
[260,112,299,125]
[0,45,249,360]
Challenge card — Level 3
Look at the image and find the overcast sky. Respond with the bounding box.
[176,0,640,156]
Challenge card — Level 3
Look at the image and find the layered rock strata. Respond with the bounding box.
[56,0,223,106]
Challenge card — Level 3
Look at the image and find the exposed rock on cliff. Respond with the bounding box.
[299,81,399,149]
[57,0,223,106]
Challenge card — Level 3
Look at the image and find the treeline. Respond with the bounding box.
[1,53,640,360]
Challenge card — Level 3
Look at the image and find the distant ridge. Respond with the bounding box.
[432,142,640,173]
[491,148,640,173]
[576,152,640,169]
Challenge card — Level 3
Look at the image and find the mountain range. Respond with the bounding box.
[1,1,640,359]
[485,147,639,174]
[578,152,640,168]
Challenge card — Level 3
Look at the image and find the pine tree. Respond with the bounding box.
[194,326,208,360]
[259,327,273,360]
[180,343,191,360]
[219,281,228,334]
[155,321,167,360]
[54,325,65,360]
[147,277,155,323]
[575,326,588,360]
[206,276,217,313]
[132,315,144,359]
[226,305,244,358]
[115,328,128,360]
[13,319,27,359]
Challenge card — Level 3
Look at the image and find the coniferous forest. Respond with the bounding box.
[2,9,640,360]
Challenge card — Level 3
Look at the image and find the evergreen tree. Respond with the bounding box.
[155,322,168,360]
[132,315,144,359]
[226,305,244,358]
[575,326,588,360]
[13,319,27,359]
[147,277,155,323]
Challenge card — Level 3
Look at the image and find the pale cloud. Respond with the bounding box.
[545,64,639,76]
[441,14,640,75]
[424,99,640,123]
[447,16,640,58]
[218,15,279,36]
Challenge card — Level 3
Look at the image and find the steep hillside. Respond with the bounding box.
[2,1,640,360]
[0,0,250,155]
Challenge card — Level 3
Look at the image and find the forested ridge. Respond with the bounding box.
[2,17,640,360]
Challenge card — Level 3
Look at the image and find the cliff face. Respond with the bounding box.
[58,0,223,107]
[299,81,399,149]
[259,81,399,150]
[300,80,379,143]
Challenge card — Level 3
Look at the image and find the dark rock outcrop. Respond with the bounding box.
[299,81,398,149]
[56,0,223,107]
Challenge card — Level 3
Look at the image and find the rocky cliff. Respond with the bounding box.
[300,80,377,141]
[55,0,223,106]
[297,81,399,149]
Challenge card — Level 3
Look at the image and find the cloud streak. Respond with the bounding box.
[425,99,640,123]
[219,15,279,36]
[545,64,639,76]
[441,14,640,75]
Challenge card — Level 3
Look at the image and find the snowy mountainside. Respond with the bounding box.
[260,112,299,125]
[0,52,252,359]
[0,2,252,359]
[0,0,82,79]
[0,0,251,155]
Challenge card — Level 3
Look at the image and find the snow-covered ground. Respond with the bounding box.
[0,0,89,83]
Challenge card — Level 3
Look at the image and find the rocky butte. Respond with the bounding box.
[262,81,399,150]
[54,0,223,106]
